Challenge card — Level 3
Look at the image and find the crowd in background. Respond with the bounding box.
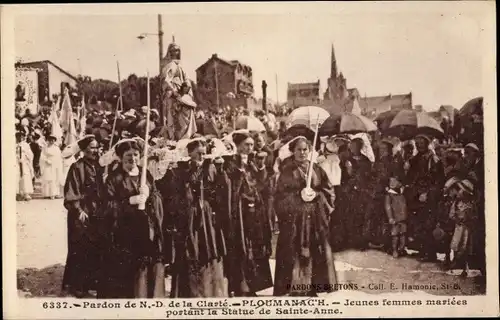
[16,100,485,298]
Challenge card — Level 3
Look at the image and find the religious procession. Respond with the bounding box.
[15,37,486,299]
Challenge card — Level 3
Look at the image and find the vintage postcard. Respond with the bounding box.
[2,2,498,319]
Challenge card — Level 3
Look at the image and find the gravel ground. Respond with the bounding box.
[16,199,486,298]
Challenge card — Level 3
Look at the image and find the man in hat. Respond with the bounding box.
[62,135,104,298]
[16,130,35,201]
[406,134,445,261]
[463,143,483,184]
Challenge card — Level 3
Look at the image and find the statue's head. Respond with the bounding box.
[166,43,181,61]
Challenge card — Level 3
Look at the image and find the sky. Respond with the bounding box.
[12,2,494,111]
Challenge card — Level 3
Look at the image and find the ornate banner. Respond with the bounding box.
[15,68,39,116]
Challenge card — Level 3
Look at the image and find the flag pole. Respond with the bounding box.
[138,72,151,211]
[108,61,123,151]
[275,73,279,106]
[103,62,123,178]
[78,94,86,139]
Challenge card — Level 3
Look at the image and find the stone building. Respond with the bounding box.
[196,54,254,111]
[284,43,413,117]
[286,81,321,109]
[15,65,41,116]
[359,93,413,119]
[321,44,362,114]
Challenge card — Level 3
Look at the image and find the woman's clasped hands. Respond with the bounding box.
[129,185,150,206]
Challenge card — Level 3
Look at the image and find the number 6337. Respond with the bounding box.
[42,302,69,309]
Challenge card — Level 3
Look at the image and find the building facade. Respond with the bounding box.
[284,43,413,117]
[16,60,79,107]
[359,93,413,119]
[321,44,362,114]
[286,80,321,109]
[196,54,254,111]
[321,44,412,117]
[15,66,40,115]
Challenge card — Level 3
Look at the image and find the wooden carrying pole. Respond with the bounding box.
[138,72,151,211]
[103,62,123,178]
[300,115,320,202]
[135,73,158,297]
[158,14,165,125]
[109,61,123,150]
[262,80,267,113]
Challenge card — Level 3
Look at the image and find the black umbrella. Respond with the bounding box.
[384,109,445,141]
[319,112,377,136]
[374,109,400,132]
[459,97,483,118]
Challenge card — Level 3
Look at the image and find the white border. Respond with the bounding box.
[2,2,498,319]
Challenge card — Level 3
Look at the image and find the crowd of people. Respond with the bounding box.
[15,103,280,201]
[15,102,485,299]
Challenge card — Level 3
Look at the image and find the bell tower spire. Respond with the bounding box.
[330,43,338,79]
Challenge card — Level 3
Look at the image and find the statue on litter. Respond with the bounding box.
[161,36,198,140]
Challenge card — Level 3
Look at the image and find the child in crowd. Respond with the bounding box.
[434,176,463,268]
[384,174,408,258]
[448,179,477,277]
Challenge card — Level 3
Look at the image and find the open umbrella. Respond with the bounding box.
[319,112,377,136]
[374,109,400,132]
[384,109,444,140]
[459,97,483,118]
[235,115,266,132]
[282,124,315,142]
[287,106,330,130]
[221,128,249,143]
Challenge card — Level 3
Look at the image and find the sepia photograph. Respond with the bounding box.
[2,2,498,319]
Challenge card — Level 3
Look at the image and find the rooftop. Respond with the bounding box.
[16,60,78,82]
[287,81,320,91]
[360,93,412,109]
[196,54,251,72]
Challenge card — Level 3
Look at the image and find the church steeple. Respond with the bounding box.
[330,43,338,79]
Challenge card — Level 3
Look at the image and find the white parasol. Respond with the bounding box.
[235,116,266,132]
[287,106,330,129]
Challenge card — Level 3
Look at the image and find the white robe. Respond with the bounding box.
[319,154,342,186]
[40,144,64,198]
[63,156,76,183]
[16,141,35,195]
